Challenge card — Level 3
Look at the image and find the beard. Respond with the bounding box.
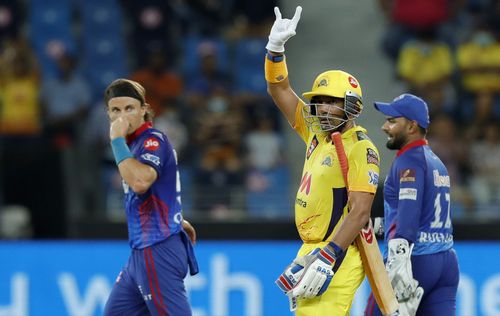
[386,133,406,150]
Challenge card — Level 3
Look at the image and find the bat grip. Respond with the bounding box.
[331,132,349,188]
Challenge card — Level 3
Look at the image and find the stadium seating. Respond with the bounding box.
[233,38,268,94]
[29,0,75,79]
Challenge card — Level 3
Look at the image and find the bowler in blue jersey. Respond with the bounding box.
[103,79,198,316]
[365,94,459,316]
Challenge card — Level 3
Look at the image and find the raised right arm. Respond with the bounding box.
[265,6,302,127]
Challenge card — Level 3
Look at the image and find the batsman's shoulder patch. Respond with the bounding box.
[399,168,416,182]
[307,135,319,159]
[368,170,379,186]
[366,147,379,166]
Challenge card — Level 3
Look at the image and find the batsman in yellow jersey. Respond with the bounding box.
[266,6,381,315]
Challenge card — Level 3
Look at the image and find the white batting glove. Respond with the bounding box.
[386,238,420,301]
[275,255,308,294]
[291,243,340,299]
[275,250,316,311]
[398,286,424,316]
[266,6,302,53]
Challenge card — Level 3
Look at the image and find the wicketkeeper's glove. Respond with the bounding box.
[386,238,424,316]
[266,6,302,53]
[386,238,420,300]
[398,286,424,316]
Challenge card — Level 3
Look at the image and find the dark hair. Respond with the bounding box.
[418,125,427,136]
[104,78,154,121]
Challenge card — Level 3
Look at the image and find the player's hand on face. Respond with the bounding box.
[266,6,302,53]
[109,117,130,140]
[182,220,197,245]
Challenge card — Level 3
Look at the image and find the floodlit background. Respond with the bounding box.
[0,0,499,315]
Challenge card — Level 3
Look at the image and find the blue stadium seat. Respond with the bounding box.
[29,0,75,79]
[78,0,123,36]
[81,35,128,101]
[182,37,229,77]
[85,65,128,102]
[77,0,128,102]
[233,38,267,94]
[82,34,127,65]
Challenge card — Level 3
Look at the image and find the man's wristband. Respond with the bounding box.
[316,241,343,266]
[265,53,288,83]
[111,137,133,165]
[327,241,344,256]
[266,52,284,62]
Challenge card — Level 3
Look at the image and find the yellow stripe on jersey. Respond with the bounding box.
[292,99,380,243]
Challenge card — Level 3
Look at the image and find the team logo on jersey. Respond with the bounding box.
[368,170,379,186]
[366,148,379,166]
[141,153,160,166]
[399,169,416,182]
[348,76,359,88]
[321,155,332,167]
[317,78,328,87]
[307,135,318,159]
[144,137,160,150]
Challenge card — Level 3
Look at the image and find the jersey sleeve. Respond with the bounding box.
[136,134,169,177]
[394,160,425,243]
[292,99,309,143]
[347,140,380,193]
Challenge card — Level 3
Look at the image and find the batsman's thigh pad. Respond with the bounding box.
[296,243,365,316]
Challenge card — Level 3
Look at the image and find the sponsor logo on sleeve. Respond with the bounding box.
[399,188,417,200]
[141,153,161,166]
[399,169,416,182]
[144,137,160,150]
[368,170,379,186]
[366,148,379,166]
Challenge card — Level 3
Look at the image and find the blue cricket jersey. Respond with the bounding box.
[383,139,454,256]
[123,122,183,249]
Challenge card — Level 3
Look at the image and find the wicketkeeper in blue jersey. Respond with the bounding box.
[103,79,198,316]
[365,94,459,316]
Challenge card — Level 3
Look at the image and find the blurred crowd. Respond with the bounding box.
[0,0,499,239]
[0,0,293,238]
[378,0,500,219]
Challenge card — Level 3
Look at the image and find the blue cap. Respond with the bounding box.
[373,94,430,128]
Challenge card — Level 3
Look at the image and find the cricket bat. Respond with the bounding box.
[332,132,399,316]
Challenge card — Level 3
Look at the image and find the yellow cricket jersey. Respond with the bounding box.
[293,99,380,243]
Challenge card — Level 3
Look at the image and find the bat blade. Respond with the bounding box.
[331,132,399,315]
